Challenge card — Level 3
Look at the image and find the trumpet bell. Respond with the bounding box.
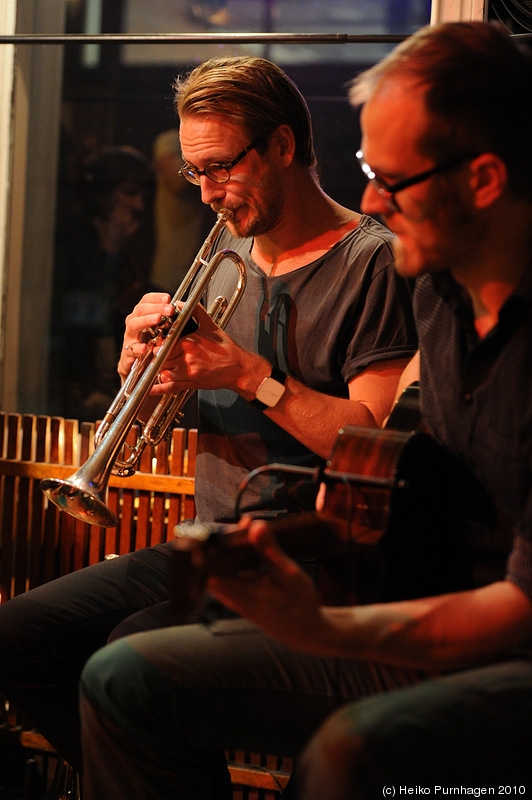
[40,477,118,527]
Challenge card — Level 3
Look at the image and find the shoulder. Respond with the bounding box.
[353,215,395,254]
[331,215,396,277]
[321,216,397,292]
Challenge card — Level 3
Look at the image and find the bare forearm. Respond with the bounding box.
[300,582,532,671]
[238,355,411,459]
[264,377,377,458]
[211,519,532,677]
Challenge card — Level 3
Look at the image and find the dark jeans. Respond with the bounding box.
[0,540,421,797]
[297,658,532,798]
[3,543,531,798]
[0,543,175,769]
[79,616,425,800]
[79,621,532,799]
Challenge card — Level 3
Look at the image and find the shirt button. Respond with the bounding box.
[464,393,473,404]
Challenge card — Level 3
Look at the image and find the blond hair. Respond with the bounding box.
[174,56,316,169]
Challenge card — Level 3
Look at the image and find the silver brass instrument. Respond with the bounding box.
[41,208,246,527]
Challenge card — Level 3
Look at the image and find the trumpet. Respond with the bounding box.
[41,208,246,527]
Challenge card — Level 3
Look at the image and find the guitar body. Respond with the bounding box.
[319,418,497,604]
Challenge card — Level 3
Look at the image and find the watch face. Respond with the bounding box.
[256,377,286,407]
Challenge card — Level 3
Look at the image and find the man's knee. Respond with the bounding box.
[81,636,186,751]
[295,706,374,800]
[81,639,143,715]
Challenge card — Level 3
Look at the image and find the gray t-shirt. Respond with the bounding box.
[194,214,417,522]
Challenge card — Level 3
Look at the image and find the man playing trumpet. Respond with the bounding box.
[118,54,417,523]
[0,55,415,777]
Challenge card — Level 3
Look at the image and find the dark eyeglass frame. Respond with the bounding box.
[356,150,479,212]
[178,135,266,186]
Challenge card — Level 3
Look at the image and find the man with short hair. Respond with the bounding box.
[120,54,416,523]
[79,23,532,797]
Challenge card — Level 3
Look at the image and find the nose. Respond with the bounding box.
[360,182,390,217]
[199,175,226,206]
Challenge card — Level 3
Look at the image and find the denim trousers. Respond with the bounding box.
[1,542,531,798]
[0,541,420,794]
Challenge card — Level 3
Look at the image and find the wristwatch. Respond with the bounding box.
[249,366,287,410]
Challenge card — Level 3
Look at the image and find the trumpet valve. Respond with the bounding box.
[208,296,228,324]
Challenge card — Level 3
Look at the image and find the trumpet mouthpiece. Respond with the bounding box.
[218,207,233,222]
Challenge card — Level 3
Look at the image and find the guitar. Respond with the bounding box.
[171,386,502,616]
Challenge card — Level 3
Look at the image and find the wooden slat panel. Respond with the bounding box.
[226,752,291,797]
[151,437,169,545]
[134,430,152,552]
[28,416,49,590]
[0,415,20,601]
[42,417,62,586]
[0,414,196,592]
[183,428,198,523]
[227,763,290,792]
[167,427,186,537]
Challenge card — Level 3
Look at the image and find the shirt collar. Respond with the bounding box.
[427,267,532,336]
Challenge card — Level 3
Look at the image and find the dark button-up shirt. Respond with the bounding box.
[415,269,532,600]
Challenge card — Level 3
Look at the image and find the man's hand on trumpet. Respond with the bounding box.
[117,291,273,400]
[117,291,175,381]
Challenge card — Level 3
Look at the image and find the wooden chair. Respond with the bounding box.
[0,411,291,799]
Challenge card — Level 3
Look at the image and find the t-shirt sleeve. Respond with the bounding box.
[342,260,418,383]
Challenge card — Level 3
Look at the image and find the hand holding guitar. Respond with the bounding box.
[208,518,328,652]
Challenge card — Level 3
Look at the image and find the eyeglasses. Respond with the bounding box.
[178,136,265,186]
[356,150,479,212]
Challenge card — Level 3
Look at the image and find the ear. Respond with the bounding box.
[469,153,507,209]
[270,124,296,166]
